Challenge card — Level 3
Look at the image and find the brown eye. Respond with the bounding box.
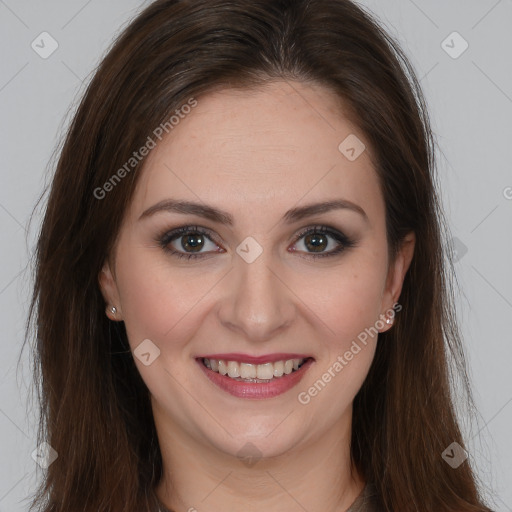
[303,232,329,252]
[179,233,206,252]
[291,226,356,259]
[158,226,223,260]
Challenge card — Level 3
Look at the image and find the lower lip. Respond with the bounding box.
[196,358,314,399]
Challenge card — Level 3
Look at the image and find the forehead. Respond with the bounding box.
[128,80,383,224]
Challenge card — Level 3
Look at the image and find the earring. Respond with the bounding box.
[110,306,117,315]
[385,316,393,325]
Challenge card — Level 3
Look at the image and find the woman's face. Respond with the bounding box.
[100,80,414,459]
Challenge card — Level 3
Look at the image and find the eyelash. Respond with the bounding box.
[156,224,356,261]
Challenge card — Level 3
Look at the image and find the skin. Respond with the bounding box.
[99,80,415,512]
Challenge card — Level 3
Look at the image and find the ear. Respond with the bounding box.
[379,231,415,331]
[98,259,123,321]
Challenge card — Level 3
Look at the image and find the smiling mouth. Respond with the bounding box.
[199,357,312,382]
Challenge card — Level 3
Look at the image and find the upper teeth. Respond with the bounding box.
[203,358,306,380]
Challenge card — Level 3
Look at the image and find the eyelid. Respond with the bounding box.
[156,223,355,259]
[292,224,349,243]
[157,225,223,250]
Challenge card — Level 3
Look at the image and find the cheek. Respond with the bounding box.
[294,258,385,427]
[114,248,210,353]
[303,253,387,347]
[114,252,213,403]
[313,250,387,399]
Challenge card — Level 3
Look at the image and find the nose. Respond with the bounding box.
[217,251,296,343]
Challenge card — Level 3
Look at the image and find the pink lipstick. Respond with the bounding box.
[196,355,314,399]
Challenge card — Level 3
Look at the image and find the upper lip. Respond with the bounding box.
[196,353,313,364]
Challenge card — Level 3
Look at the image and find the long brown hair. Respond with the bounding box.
[24,0,494,510]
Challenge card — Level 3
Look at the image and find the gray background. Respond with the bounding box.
[0,0,510,510]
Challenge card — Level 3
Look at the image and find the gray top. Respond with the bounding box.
[156,482,380,512]
[346,483,380,512]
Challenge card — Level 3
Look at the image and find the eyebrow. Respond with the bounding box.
[138,198,368,225]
